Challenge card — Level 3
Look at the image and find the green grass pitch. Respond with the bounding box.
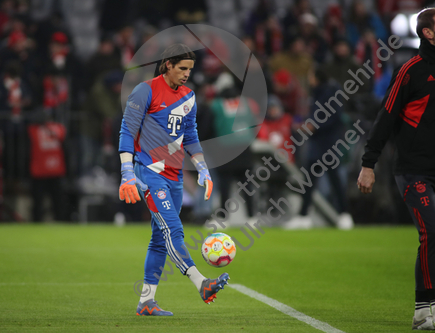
[0,224,419,333]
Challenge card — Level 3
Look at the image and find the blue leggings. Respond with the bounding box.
[134,163,195,285]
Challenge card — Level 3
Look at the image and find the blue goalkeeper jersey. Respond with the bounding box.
[119,75,202,182]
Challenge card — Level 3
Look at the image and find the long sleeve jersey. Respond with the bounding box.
[119,74,202,182]
[362,39,435,175]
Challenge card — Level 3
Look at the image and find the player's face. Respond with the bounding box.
[165,60,194,89]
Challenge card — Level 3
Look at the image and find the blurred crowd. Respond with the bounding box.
[0,0,431,223]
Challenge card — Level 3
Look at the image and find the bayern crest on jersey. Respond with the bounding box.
[157,190,166,199]
[416,183,426,193]
[183,105,189,114]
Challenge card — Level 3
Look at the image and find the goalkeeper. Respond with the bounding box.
[118,44,229,316]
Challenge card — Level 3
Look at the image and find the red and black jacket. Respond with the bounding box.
[362,39,435,175]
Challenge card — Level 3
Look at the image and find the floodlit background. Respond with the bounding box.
[0,0,430,225]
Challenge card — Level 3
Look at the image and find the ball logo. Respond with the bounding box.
[212,242,222,251]
[416,183,426,193]
[157,190,166,199]
[183,105,189,114]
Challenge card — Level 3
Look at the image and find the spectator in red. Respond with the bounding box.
[272,68,307,117]
[40,32,71,121]
[48,32,69,70]
[42,65,68,113]
[258,95,294,161]
[257,95,293,207]
[44,31,82,110]
[28,119,67,222]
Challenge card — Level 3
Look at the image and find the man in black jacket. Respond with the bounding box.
[358,8,435,330]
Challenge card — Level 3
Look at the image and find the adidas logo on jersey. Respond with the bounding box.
[160,102,167,108]
[129,101,140,110]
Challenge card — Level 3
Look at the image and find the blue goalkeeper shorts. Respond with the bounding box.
[134,162,195,285]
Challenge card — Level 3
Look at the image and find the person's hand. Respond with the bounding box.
[119,162,148,204]
[357,167,375,194]
[197,163,213,201]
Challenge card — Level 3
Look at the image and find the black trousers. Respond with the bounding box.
[32,178,65,222]
[395,174,435,300]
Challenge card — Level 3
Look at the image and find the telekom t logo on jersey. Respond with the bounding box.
[168,114,182,137]
[421,196,430,206]
[162,200,171,210]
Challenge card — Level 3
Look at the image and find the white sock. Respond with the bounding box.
[186,266,206,292]
[415,301,431,320]
[139,283,157,304]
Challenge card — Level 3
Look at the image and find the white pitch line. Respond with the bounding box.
[228,284,346,333]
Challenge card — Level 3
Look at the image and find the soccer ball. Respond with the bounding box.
[201,233,236,267]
